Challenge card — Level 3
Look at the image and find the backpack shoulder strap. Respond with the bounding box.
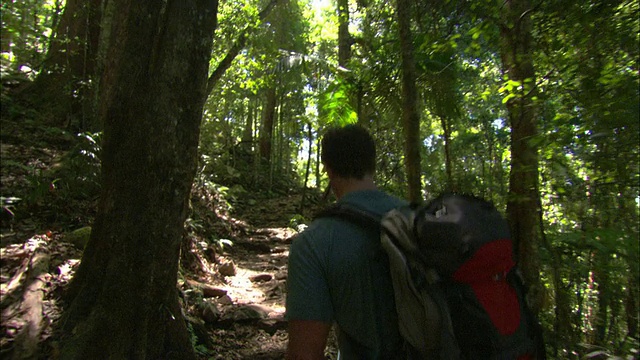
[315,203,382,231]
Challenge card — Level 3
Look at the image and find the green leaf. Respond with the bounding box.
[502,93,516,104]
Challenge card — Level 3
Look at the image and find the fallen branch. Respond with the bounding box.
[0,236,51,360]
[11,247,50,360]
[1,256,30,304]
[1,240,41,308]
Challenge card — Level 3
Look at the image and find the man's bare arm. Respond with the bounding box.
[286,319,332,360]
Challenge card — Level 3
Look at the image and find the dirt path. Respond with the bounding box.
[199,191,335,359]
[199,224,293,359]
[1,198,308,359]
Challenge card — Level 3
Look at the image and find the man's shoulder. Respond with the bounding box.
[295,190,404,246]
[339,190,407,216]
[293,216,343,246]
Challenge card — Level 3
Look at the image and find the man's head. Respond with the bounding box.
[321,124,376,180]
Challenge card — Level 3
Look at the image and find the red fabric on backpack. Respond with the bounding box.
[452,239,520,335]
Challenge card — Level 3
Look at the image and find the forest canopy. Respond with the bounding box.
[1,0,638,358]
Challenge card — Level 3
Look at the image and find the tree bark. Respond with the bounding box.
[626,276,639,339]
[440,115,454,191]
[593,251,611,344]
[21,0,102,131]
[259,85,278,162]
[337,0,351,68]
[299,123,313,212]
[57,1,218,359]
[396,0,422,203]
[241,98,255,154]
[315,139,322,188]
[499,0,543,310]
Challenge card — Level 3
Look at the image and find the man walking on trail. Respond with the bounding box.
[285,125,407,359]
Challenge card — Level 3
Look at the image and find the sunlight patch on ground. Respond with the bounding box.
[261,227,298,240]
[223,264,287,316]
[226,267,268,304]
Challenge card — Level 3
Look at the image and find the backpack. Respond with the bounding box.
[318,193,545,360]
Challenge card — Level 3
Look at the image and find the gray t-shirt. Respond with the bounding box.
[286,189,407,359]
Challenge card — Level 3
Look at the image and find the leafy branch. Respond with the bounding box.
[205,0,280,97]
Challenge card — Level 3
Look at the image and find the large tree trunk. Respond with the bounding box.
[396,0,422,203]
[57,1,218,359]
[499,0,543,310]
[21,0,102,131]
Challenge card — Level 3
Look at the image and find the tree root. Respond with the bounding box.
[0,236,50,360]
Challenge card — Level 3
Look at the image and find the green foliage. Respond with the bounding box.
[0,0,61,70]
[56,132,101,187]
[23,170,55,207]
[186,321,213,357]
[288,213,308,232]
[186,168,243,257]
[318,79,357,127]
[16,130,102,226]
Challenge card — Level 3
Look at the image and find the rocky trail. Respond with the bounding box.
[0,203,298,359]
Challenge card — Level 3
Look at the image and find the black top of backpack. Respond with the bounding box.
[413,193,513,278]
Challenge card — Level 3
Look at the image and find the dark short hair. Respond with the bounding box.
[321,124,376,179]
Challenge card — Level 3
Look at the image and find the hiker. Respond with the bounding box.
[285,124,407,359]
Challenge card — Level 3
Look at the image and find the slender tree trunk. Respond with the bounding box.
[277,96,285,174]
[626,276,639,339]
[429,50,459,193]
[396,0,422,202]
[538,199,574,355]
[299,123,313,212]
[205,0,279,97]
[0,12,13,53]
[22,0,102,130]
[619,190,640,340]
[304,123,313,189]
[440,116,454,191]
[252,101,261,185]
[337,0,351,68]
[499,0,542,311]
[337,0,365,125]
[593,254,611,344]
[315,139,322,188]
[356,83,366,125]
[242,98,254,153]
[58,1,218,359]
[259,85,278,162]
[44,0,64,56]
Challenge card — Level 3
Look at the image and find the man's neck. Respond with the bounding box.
[332,175,376,199]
